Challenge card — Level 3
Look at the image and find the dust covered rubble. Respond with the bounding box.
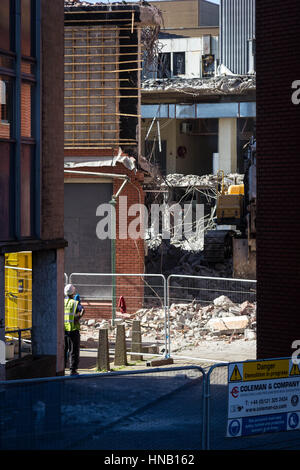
[80,296,256,352]
[161,173,244,189]
[133,296,256,352]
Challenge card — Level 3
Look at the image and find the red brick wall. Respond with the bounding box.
[256,0,300,359]
[21,82,31,138]
[64,155,145,319]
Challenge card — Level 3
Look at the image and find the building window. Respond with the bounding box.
[157,52,171,79]
[0,78,12,138]
[173,52,185,76]
[0,0,40,241]
[202,54,215,77]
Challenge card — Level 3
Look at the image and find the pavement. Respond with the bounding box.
[64,338,257,376]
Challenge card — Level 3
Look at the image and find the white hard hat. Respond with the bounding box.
[64,284,76,296]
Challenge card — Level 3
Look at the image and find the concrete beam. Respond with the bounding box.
[32,249,64,376]
[218,118,237,174]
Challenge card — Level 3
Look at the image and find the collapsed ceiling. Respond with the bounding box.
[142,74,256,96]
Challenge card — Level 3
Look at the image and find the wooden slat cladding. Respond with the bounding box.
[64,26,120,148]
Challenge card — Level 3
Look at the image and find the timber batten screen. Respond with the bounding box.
[64,25,140,149]
[64,26,120,148]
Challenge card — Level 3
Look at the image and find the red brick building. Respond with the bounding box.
[256,0,300,359]
[0,0,65,380]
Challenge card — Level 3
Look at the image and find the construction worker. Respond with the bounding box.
[64,284,85,375]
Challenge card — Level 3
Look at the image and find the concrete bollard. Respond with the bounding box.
[97,328,110,371]
[114,324,127,366]
[130,320,143,361]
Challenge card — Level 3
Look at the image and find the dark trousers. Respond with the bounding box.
[64,330,80,372]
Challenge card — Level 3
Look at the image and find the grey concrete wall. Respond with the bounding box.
[56,248,65,375]
[32,250,63,367]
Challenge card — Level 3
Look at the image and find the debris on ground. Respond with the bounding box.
[80,296,256,353]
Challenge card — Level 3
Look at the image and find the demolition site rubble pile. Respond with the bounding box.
[80,296,256,353]
[145,172,244,275]
[161,172,244,189]
[142,75,256,96]
[145,240,233,278]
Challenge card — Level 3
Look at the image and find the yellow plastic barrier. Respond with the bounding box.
[5,252,32,336]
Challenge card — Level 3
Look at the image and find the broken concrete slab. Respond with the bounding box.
[213,295,235,309]
[146,358,174,367]
[206,315,249,335]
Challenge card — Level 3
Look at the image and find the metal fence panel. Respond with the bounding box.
[167,274,256,357]
[69,272,169,356]
[206,362,300,450]
[0,366,205,450]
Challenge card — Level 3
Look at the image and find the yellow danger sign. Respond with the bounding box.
[290,363,300,376]
[230,365,242,382]
[243,359,290,382]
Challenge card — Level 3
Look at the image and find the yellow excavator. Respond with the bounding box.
[204,138,256,279]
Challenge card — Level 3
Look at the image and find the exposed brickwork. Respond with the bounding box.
[256,0,300,359]
[21,82,31,138]
[82,301,112,321]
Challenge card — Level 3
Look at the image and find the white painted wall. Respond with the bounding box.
[159,36,219,78]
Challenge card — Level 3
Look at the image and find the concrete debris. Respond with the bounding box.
[213,295,235,309]
[142,75,256,96]
[206,315,249,335]
[145,239,233,278]
[133,297,256,352]
[162,173,244,189]
[64,154,137,172]
[80,297,256,353]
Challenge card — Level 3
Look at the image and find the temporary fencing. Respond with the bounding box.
[0,366,206,450]
[2,359,300,450]
[65,272,257,360]
[205,359,300,450]
[69,273,168,355]
[166,274,256,357]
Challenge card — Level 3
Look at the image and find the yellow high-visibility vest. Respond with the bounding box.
[64,298,79,332]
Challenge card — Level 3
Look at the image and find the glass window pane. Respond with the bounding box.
[21,81,32,138]
[158,53,171,79]
[21,0,32,57]
[173,52,185,76]
[0,0,11,52]
[0,142,11,240]
[0,76,12,139]
[20,144,33,237]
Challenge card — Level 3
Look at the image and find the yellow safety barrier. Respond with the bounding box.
[5,252,32,337]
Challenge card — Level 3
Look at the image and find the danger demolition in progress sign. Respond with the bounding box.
[227,359,300,437]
